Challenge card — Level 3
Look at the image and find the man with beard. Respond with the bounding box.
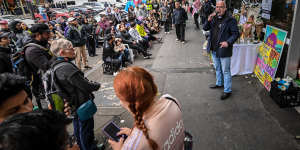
[9,21,25,50]
[24,24,54,109]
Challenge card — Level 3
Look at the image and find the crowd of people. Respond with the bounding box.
[0,0,239,149]
[0,0,191,150]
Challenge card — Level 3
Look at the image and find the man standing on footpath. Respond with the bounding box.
[203,0,239,100]
[172,1,188,44]
[66,17,91,70]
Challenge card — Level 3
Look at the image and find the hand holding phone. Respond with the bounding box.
[102,121,128,142]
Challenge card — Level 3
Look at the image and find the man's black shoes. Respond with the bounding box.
[209,84,224,89]
[221,92,231,100]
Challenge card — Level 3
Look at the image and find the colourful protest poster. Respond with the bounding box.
[255,25,288,91]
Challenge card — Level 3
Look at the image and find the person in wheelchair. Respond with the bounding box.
[114,38,131,67]
[102,34,121,75]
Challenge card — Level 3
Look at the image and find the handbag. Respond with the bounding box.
[76,100,97,121]
[163,94,193,150]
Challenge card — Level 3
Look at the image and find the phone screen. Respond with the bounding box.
[103,122,121,141]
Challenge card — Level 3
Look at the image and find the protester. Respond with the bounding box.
[50,38,101,150]
[160,1,171,34]
[66,17,91,70]
[203,1,239,100]
[24,23,54,109]
[109,66,185,150]
[0,20,10,32]
[0,31,13,73]
[0,110,79,150]
[0,73,33,123]
[172,1,188,44]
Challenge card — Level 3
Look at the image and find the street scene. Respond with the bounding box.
[0,0,300,150]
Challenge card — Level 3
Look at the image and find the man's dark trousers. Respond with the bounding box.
[86,36,96,56]
[175,24,185,41]
[73,116,98,150]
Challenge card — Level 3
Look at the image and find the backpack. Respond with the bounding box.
[11,43,48,79]
[42,62,69,112]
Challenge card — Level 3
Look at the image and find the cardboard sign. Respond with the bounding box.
[254,25,288,91]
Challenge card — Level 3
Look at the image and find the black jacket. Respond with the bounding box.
[66,25,86,47]
[53,59,100,109]
[203,12,240,58]
[172,7,188,25]
[0,46,13,73]
[116,31,133,45]
[24,40,54,73]
[102,40,117,60]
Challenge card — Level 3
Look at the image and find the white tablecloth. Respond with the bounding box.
[231,44,260,76]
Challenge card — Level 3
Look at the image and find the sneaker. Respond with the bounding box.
[165,32,167,34]
[143,55,151,59]
[84,65,92,69]
[113,72,119,76]
[167,32,170,34]
[182,41,185,44]
[176,38,179,41]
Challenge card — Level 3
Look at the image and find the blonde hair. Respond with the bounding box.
[50,39,73,57]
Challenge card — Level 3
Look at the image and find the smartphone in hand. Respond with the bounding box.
[102,121,128,142]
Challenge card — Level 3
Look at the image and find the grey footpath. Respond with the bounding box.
[83,20,300,150]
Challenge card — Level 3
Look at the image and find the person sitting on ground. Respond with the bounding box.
[0,110,77,150]
[116,24,151,59]
[128,22,151,50]
[109,66,185,150]
[136,20,162,44]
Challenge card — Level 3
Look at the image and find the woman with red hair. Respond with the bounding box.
[109,66,185,150]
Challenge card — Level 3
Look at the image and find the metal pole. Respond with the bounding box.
[19,0,26,16]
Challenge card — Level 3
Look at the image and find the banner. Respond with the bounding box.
[254,25,288,91]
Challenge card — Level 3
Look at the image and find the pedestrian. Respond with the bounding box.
[50,38,101,150]
[160,1,171,34]
[203,1,239,100]
[202,0,213,24]
[109,66,185,150]
[24,24,54,109]
[172,1,188,44]
[84,18,97,57]
[66,17,91,70]
[192,0,201,30]
[0,30,13,73]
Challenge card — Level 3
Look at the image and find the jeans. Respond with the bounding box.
[211,51,232,93]
[73,116,98,150]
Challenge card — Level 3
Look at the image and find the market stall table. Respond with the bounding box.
[231,43,260,76]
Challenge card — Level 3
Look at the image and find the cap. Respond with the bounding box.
[67,17,76,22]
[0,30,11,38]
[0,20,8,25]
[30,23,50,33]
